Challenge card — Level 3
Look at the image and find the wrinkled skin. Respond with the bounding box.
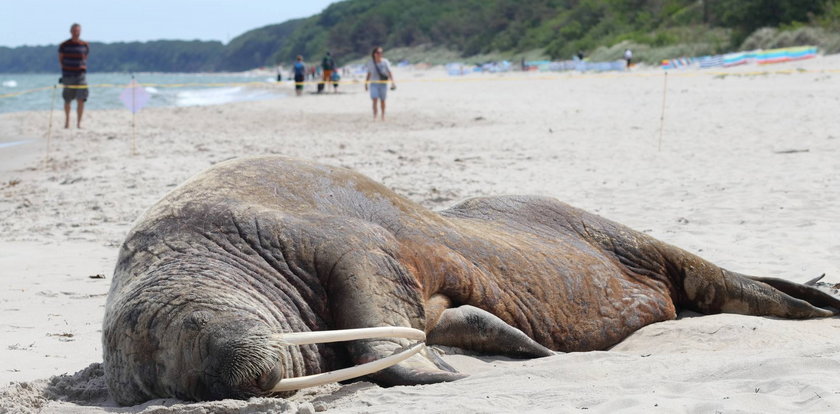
[103,156,839,405]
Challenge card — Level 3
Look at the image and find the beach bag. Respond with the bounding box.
[317,82,325,93]
[373,60,389,82]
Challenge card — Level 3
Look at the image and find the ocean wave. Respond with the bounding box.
[1,73,285,114]
[175,87,279,107]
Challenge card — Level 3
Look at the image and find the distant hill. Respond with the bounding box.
[1,0,838,73]
[0,40,222,73]
[243,0,840,65]
[215,18,306,71]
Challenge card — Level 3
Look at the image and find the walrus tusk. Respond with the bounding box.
[269,326,427,392]
[271,342,426,392]
[271,326,426,346]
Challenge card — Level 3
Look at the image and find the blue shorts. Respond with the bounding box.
[369,83,388,100]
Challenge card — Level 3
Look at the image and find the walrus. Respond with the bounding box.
[103,156,840,405]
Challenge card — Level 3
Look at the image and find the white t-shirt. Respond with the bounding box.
[366,58,392,81]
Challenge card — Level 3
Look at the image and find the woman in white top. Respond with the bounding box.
[365,46,396,120]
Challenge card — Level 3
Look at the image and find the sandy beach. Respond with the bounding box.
[1,56,840,413]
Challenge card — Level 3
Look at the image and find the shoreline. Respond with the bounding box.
[2,56,840,412]
[3,54,837,116]
[0,71,292,116]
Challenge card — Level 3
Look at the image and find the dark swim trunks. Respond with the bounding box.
[61,73,89,102]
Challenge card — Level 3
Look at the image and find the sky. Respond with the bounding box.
[1,0,341,48]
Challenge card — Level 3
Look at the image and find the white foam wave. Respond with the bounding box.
[2,80,18,88]
[144,87,159,94]
[175,87,279,107]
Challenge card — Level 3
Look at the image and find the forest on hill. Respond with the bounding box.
[2,0,839,73]
[0,40,223,73]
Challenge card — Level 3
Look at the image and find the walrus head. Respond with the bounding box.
[102,271,320,405]
[175,311,290,400]
[104,290,430,404]
[102,258,432,404]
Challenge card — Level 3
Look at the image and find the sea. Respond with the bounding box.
[0,72,286,115]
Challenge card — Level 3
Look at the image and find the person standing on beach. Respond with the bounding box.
[624,48,633,70]
[321,52,336,93]
[58,23,90,129]
[293,55,306,96]
[364,46,396,121]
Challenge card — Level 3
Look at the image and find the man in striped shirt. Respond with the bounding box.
[58,23,90,129]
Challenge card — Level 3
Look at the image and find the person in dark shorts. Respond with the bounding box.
[58,23,90,129]
[293,55,305,96]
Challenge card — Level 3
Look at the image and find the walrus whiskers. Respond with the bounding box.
[270,327,427,392]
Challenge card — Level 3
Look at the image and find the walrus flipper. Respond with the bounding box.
[323,228,465,386]
[426,305,555,358]
[744,274,840,313]
[668,255,836,318]
[570,208,837,319]
[362,345,466,386]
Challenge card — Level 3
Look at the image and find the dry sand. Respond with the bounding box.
[1,56,839,413]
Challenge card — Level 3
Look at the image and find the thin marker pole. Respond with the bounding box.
[658,71,668,151]
[131,75,137,155]
[45,84,58,165]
